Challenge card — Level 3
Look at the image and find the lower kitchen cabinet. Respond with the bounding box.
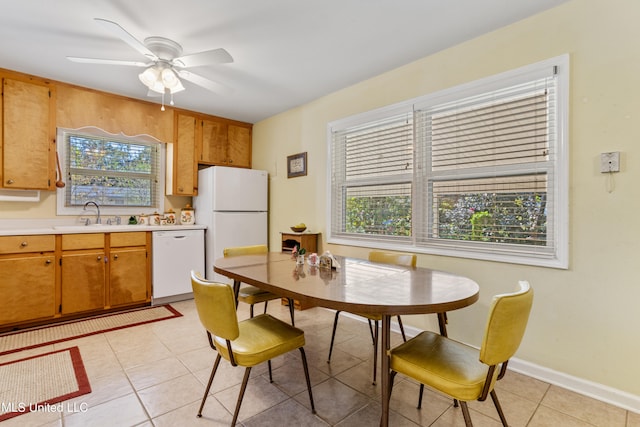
[109,232,150,307]
[60,233,107,315]
[0,255,56,324]
[0,231,151,330]
[60,250,106,314]
[0,235,56,326]
[60,232,150,315]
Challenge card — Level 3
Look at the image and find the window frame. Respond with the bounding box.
[327,55,569,269]
[56,126,166,217]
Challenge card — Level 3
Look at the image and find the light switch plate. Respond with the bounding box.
[600,152,620,173]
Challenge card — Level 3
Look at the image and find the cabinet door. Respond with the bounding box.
[2,78,54,190]
[171,113,197,195]
[227,124,252,168]
[200,118,228,164]
[0,255,55,324]
[61,251,106,314]
[109,247,148,307]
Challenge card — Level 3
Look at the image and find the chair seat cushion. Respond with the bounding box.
[213,314,305,367]
[354,312,382,321]
[389,331,490,401]
[237,285,279,305]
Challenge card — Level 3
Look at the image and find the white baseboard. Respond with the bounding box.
[339,311,640,414]
[508,358,640,414]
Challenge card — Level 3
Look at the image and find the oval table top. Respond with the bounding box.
[214,252,479,316]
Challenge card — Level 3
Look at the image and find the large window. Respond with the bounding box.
[56,127,164,215]
[328,55,568,268]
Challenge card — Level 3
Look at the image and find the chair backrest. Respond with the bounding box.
[191,271,239,341]
[479,281,534,366]
[368,250,417,267]
[223,244,268,257]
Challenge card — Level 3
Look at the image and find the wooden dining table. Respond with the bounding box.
[214,251,480,426]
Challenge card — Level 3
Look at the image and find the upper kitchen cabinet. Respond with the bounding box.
[0,76,56,190]
[199,117,252,168]
[167,111,198,196]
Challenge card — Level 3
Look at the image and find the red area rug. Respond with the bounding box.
[0,305,182,356]
[0,346,91,421]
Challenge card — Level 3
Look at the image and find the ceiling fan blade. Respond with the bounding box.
[67,56,149,67]
[173,48,234,68]
[177,70,233,95]
[94,18,157,61]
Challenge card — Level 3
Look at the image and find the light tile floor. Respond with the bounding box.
[1,299,638,427]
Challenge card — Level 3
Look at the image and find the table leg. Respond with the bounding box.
[437,312,448,337]
[380,314,391,427]
[233,279,241,308]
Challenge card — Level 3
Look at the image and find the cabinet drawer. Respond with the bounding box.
[110,232,147,247]
[61,233,104,250]
[0,235,55,254]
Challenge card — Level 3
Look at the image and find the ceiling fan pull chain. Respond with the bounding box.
[170,91,175,106]
[161,91,166,111]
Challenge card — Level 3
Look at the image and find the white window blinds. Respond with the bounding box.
[415,75,557,257]
[331,112,413,239]
[60,128,162,208]
[328,55,568,268]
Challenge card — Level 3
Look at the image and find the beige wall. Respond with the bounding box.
[253,0,640,400]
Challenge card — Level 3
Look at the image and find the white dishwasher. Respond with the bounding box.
[152,229,205,304]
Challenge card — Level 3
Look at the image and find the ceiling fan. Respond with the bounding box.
[67,18,233,109]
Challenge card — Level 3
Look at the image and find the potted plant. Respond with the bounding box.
[292,245,306,265]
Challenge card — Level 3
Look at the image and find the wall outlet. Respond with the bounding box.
[600,152,620,173]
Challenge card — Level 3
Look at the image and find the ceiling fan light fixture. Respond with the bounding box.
[161,68,179,87]
[138,66,159,88]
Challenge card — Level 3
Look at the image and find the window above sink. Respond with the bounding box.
[56,126,166,217]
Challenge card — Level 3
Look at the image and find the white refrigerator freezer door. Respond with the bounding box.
[211,166,267,212]
[205,211,268,282]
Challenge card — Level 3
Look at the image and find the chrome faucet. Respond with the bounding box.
[83,201,101,225]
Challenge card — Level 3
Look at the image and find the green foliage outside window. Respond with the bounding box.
[68,136,156,207]
[345,195,411,236]
[437,193,546,245]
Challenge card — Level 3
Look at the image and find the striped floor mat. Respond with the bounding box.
[0,305,182,356]
[0,346,91,421]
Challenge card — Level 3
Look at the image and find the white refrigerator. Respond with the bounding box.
[194,166,268,282]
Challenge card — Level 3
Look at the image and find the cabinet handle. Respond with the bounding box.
[20,241,28,247]
[97,256,102,261]
[45,259,52,264]
[229,159,233,164]
[114,254,119,260]
[7,179,14,185]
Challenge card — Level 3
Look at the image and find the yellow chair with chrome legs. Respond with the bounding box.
[327,250,416,384]
[389,281,534,427]
[223,244,295,325]
[191,271,315,426]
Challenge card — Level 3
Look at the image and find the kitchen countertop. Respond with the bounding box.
[0,219,206,236]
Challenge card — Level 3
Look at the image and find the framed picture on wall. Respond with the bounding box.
[287,152,307,178]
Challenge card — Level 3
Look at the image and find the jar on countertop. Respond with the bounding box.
[180,204,195,225]
[164,209,177,225]
[150,212,161,226]
[138,214,148,225]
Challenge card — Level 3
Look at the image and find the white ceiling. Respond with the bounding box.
[0,0,568,124]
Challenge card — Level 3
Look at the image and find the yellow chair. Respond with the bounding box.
[191,271,315,425]
[389,281,533,426]
[327,250,417,384]
[223,244,295,325]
